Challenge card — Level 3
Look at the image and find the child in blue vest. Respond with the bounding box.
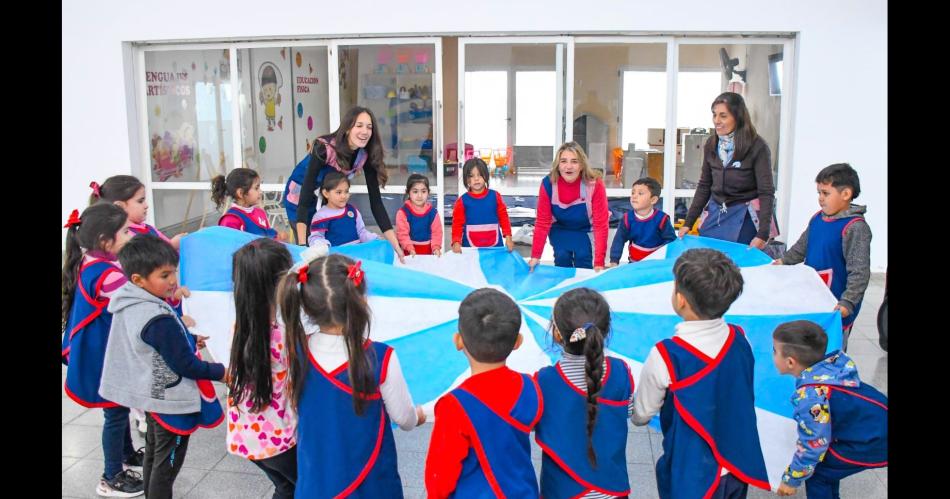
[99,235,225,499]
[91,175,186,250]
[535,287,635,498]
[395,174,444,256]
[450,158,514,252]
[212,168,280,239]
[608,177,676,265]
[308,171,379,248]
[774,163,871,351]
[425,288,540,498]
[771,320,887,498]
[279,253,425,498]
[632,248,770,498]
[61,203,145,497]
[91,175,192,434]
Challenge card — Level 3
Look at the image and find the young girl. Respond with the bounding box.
[227,238,298,499]
[61,203,145,497]
[534,288,634,498]
[395,173,443,256]
[278,253,425,497]
[307,171,378,248]
[451,158,514,253]
[93,176,190,437]
[212,168,279,239]
[91,175,185,250]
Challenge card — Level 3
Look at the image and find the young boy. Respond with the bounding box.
[774,163,871,350]
[631,248,770,498]
[98,235,226,499]
[772,320,887,498]
[425,288,540,498]
[608,177,676,265]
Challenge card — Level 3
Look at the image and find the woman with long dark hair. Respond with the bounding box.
[283,106,404,260]
[679,92,778,248]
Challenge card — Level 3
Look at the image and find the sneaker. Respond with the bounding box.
[96,469,144,497]
[123,447,145,472]
[513,224,534,246]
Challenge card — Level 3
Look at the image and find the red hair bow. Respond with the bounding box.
[297,265,309,284]
[64,209,81,228]
[89,181,101,198]
[347,260,364,287]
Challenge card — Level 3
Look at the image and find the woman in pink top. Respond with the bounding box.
[528,142,610,271]
[226,239,298,499]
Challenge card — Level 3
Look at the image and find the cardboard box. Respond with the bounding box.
[647,128,665,147]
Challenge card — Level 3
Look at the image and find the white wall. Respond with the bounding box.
[62,0,887,270]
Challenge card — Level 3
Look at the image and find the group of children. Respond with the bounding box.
[62,150,880,498]
[210,152,872,355]
[62,175,213,498]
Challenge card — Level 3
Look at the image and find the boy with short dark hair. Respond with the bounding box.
[775,163,872,350]
[425,288,541,498]
[632,248,770,498]
[609,176,676,264]
[772,320,887,498]
[99,235,226,499]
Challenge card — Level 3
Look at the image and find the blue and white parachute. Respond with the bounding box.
[180,226,842,490]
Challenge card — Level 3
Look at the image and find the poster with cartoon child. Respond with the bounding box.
[258,62,283,131]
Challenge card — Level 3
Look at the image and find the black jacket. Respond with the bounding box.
[684,135,775,240]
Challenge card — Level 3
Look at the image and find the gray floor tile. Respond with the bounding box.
[174,467,211,498]
[185,470,274,499]
[403,486,428,499]
[393,422,434,453]
[872,467,887,488]
[63,399,87,424]
[626,431,653,464]
[839,467,889,498]
[396,450,427,489]
[628,463,659,498]
[62,424,105,459]
[213,451,265,474]
[63,456,81,473]
[69,406,107,427]
[648,429,663,464]
[61,458,108,498]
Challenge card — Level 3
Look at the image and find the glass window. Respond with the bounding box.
[337,43,437,189]
[152,190,218,234]
[515,71,556,146]
[144,50,233,183]
[236,46,330,185]
[575,43,667,190]
[464,71,507,150]
[676,44,784,192]
[462,42,567,190]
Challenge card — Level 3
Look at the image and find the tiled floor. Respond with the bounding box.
[62,273,887,498]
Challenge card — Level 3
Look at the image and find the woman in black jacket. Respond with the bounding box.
[678,92,777,248]
[288,106,403,261]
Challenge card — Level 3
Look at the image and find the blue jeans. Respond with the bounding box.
[102,406,135,479]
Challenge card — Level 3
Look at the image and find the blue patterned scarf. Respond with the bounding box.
[718,132,736,165]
